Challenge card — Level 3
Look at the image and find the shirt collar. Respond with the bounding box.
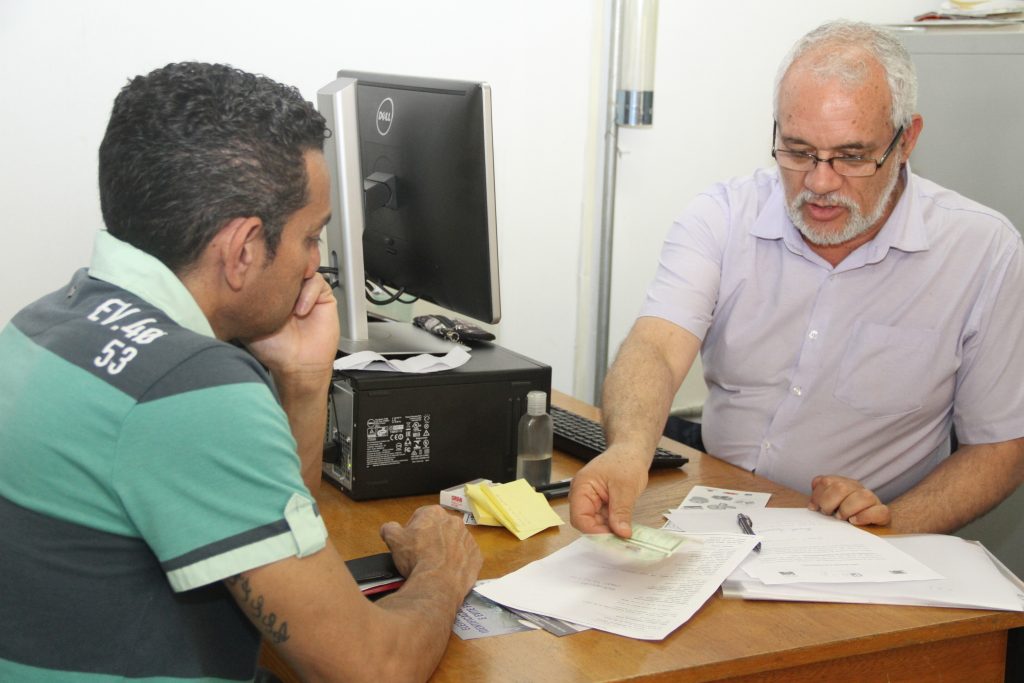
[750,165,929,268]
[87,230,216,338]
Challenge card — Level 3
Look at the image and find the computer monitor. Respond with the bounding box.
[317,71,500,355]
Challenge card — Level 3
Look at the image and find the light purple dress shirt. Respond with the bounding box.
[641,166,1024,502]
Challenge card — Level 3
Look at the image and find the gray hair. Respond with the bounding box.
[772,20,917,130]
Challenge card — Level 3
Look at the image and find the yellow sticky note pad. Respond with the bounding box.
[482,479,565,540]
[464,482,503,526]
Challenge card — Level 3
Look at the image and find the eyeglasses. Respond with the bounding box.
[771,122,904,178]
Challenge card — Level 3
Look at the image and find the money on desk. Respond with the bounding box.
[585,524,687,562]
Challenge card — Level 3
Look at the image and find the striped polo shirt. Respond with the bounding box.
[0,231,327,681]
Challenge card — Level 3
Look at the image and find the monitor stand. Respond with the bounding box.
[338,320,462,356]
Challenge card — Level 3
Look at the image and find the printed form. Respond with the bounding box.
[665,508,942,585]
[474,532,758,640]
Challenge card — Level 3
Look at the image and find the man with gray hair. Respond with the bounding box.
[570,20,1024,538]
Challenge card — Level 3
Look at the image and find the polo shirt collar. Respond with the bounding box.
[750,165,929,268]
[88,230,216,338]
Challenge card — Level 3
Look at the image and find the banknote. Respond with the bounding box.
[584,524,688,562]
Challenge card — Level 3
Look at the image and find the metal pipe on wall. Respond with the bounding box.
[593,0,659,405]
[593,0,624,406]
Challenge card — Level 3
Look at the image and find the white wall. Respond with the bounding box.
[0,0,599,393]
[0,0,936,400]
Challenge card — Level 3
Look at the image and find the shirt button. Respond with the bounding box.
[791,386,803,396]
[763,440,772,450]
[808,330,819,340]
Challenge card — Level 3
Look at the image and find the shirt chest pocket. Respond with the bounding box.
[833,322,939,418]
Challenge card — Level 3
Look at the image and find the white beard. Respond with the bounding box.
[787,162,901,247]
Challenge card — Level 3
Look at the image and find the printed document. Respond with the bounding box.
[677,485,771,511]
[723,534,1024,611]
[665,508,942,585]
[474,532,758,640]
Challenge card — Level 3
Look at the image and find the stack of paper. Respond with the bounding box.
[723,534,1024,611]
[666,507,1024,612]
[475,531,759,640]
[465,479,565,540]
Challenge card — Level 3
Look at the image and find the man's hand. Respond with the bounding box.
[225,506,481,682]
[246,273,340,377]
[381,506,482,597]
[570,317,700,538]
[569,444,650,538]
[809,475,891,527]
[245,274,339,491]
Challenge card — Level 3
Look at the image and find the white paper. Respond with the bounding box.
[474,533,759,640]
[666,508,942,585]
[677,485,771,511]
[332,347,470,373]
[663,486,770,532]
[723,534,1024,612]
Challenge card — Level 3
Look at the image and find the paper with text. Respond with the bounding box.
[723,534,1024,611]
[677,485,771,511]
[666,508,942,585]
[475,533,758,640]
[453,589,539,640]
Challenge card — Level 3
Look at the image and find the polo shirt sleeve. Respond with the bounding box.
[640,188,728,341]
[953,235,1024,445]
[112,345,327,592]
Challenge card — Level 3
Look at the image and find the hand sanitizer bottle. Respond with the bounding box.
[516,390,552,487]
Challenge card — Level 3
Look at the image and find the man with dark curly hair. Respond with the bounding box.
[0,62,480,682]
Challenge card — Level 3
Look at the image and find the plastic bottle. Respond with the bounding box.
[516,390,552,487]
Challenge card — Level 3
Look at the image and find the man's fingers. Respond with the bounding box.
[379,520,402,546]
[809,476,856,515]
[293,274,333,316]
[833,488,871,520]
[568,481,612,534]
[606,477,643,538]
[810,475,889,527]
[848,504,891,527]
[606,496,635,538]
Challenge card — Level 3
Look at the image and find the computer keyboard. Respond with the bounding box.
[550,405,689,469]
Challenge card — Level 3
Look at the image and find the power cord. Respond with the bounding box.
[365,278,418,306]
[316,268,420,307]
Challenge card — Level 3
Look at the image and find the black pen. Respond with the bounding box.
[541,486,570,500]
[737,513,762,552]
[535,478,572,493]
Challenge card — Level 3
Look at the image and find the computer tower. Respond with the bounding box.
[323,343,552,500]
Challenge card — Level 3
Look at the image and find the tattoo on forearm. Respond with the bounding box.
[226,574,291,644]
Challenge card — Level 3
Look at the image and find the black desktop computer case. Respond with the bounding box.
[323,343,552,500]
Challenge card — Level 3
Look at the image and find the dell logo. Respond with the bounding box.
[376,97,394,136]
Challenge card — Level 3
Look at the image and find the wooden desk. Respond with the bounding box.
[263,391,1023,682]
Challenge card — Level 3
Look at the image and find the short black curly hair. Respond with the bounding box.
[98,62,328,273]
